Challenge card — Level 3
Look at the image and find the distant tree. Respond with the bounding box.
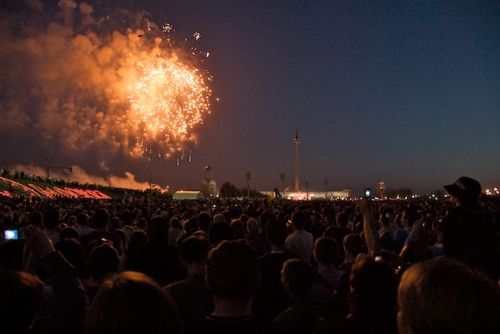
[220,182,240,198]
[433,190,445,200]
[396,188,413,198]
[247,188,265,199]
[384,189,397,198]
[385,188,413,199]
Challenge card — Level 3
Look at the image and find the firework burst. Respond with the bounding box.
[0,2,213,164]
[129,50,211,159]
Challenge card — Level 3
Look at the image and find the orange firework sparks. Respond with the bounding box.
[129,53,212,158]
[125,28,213,161]
[0,3,214,163]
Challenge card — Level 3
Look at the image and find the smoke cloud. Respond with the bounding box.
[12,163,159,192]
[0,1,212,190]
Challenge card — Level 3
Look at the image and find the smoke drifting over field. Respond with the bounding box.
[0,0,212,190]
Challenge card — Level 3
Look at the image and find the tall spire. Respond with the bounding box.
[294,128,299,192]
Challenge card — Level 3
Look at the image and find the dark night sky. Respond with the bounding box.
[1,0,499,196]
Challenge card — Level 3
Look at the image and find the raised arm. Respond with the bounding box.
[24,225,88,333]
[359,199,380,255]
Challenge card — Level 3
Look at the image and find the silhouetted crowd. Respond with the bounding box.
[1,176,500,333]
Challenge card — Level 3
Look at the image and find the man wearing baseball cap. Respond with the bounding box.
[442,177,499,281]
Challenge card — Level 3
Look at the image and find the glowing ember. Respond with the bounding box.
[162,23,174,33]
[129,56,211,158]
[0,4,213,163]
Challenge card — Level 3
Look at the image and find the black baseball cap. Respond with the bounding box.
[444,177,482,201]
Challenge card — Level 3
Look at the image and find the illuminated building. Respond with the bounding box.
[200,165,218,198]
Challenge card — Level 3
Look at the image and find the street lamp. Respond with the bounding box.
[280,173,285,198]
[324,179,327,199]
[245,172,251,198]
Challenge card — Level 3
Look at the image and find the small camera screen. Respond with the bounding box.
[4,230,18,240]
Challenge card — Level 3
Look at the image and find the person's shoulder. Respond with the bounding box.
[296,229,312,236]
[162,279,182,293]
[165,243,179,255]
[249,234,267,245]
[259,251,273,261]
[283,248,300,259]
[260,251,291,266]
[79,230,98,243]
[300,229,314,241]
[190,315,271,334]
[447,204,487,217]
[81,230,102,237]
[105,230,120,238]
[76,226,93,234]
[288,230,303,238]
[320,266,345,276]
[272,301,319,333]
[339,227,352,236]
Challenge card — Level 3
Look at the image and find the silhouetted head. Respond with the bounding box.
[314,236,340,266]
[0,270,44,334]
[281,258,314,297]
[444,176,482,206]
[398,258,500,334]
[291,210,306,230]
[266,218,288,246]
[85,271,180,334]
[93,208,109,229]
[206,240,260,302]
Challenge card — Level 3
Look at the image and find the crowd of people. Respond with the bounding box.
[0,176,500,333]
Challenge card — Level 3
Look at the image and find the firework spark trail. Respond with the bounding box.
[0,0,212,162]
[129,55,211,158]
